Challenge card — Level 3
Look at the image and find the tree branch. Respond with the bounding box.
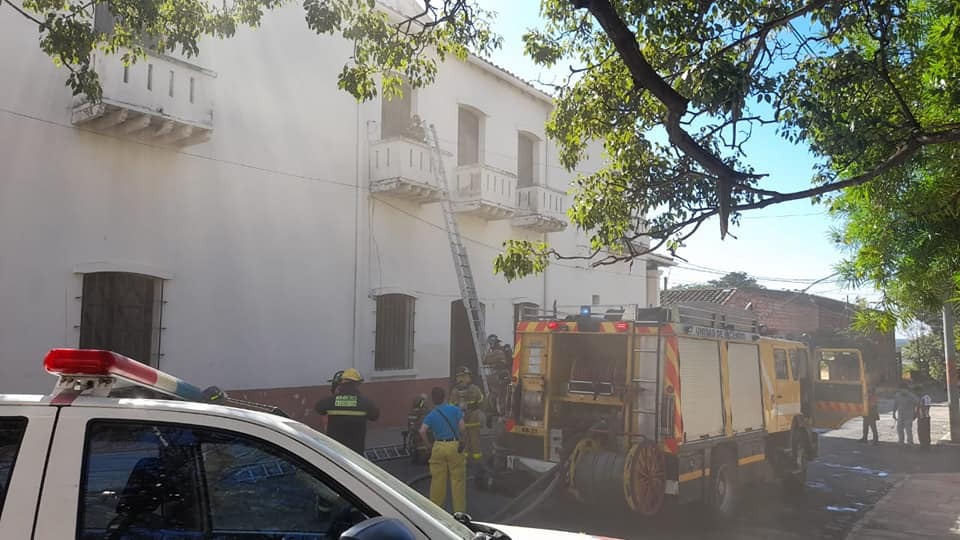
[573,0,767,238]
[733,127,960,211]
[706,0,832,62]
[3,0,46,28]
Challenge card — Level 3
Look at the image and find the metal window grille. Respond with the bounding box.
[79,272,164,367]
[374,294,415,371]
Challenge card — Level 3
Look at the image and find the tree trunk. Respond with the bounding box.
[943,303,960,442]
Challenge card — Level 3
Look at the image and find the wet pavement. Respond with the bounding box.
[378,399,960,539]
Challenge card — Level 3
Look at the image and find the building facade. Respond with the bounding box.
[0,1,668,426]
[661,288,898,384]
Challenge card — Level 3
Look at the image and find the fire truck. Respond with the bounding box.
[491,304,868,518]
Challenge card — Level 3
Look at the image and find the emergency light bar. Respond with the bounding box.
[45,348,208,402]
[44,348,290,416]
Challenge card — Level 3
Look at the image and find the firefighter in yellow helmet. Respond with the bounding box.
[450,366,484,462]
[316,368,380,455]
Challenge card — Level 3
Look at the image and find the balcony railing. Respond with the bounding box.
[452,164,516,220]
[368,137,444,203]
[512,185,568,233]
[71,51,215,146]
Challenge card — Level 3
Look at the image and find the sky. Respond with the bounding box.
[474,0,884,307]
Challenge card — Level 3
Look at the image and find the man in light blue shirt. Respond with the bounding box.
[420,386,466,513]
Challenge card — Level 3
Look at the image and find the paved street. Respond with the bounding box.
[380,399,960,539]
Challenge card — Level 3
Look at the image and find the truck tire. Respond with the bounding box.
[706,454,738,521]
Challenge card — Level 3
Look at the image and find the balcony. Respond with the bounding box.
[512,185,568,233]
[452,165,516,220]
[71,51,215,147]
[368,137,444,203]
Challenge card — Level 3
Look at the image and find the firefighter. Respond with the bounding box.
[450,366,484,462]
[315,368,380,455]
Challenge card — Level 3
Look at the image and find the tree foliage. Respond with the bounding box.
[3,0,499,101]
[902,332,946,381]
[666,271,763,290]
[494,0,960,279]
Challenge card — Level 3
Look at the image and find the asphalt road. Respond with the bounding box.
[380,399,960,539]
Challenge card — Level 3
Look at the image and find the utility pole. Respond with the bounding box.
[943,302,960,442]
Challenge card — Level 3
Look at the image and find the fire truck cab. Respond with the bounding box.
[494,304,868,518]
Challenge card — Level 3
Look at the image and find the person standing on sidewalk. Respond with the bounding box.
[916,391,933,449]
[860,385,880,444]
[892,382,919,446]
[420,386,467,514]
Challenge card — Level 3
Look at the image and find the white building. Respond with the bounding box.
[0,1,670,426]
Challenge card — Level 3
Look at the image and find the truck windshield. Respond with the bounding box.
[288,422,473,540]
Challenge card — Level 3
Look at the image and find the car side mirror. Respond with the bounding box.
[339,517,416,540]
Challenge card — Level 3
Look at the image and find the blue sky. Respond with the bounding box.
[475,0,882,305]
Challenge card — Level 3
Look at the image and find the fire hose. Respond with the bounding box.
[405,459,566,525]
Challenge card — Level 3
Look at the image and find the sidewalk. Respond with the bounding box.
[846,473,960,539]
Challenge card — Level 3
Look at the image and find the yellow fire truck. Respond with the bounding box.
[493,304,868,518]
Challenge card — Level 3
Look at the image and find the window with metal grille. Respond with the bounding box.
[374,294,415,371]
[79,272,164,367]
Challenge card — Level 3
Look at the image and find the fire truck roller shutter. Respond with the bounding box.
[677,338,725,440]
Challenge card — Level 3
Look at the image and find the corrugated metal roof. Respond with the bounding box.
[660,288,738,306]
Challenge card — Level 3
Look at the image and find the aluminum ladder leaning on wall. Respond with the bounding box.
[425,123,490,396]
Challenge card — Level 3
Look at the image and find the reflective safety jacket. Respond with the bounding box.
[316,392,380,453]
[450,383,484,423]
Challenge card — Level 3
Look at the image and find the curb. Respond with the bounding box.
[843,476,906,540]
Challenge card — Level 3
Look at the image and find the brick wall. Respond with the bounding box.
[723,288,896,383]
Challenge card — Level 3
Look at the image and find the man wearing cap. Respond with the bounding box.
[316,368,380,454]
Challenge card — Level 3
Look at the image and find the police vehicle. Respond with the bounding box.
[0,348,608,540]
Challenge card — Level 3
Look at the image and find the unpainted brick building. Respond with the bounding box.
[661,287,898,384]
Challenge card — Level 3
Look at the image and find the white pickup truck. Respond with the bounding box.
[0,349,606,540]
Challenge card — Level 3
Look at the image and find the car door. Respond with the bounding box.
[34,405,432,539]
[0,404,58,540]
[771,348,801,431]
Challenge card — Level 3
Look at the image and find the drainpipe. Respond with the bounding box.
[542,139,550,310]
[352,101,363,371]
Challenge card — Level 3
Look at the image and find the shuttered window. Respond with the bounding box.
[79,272,164,367]
[374,294,415,371]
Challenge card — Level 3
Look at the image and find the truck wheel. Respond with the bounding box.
[783,440,808,494]
[707,455,738,521]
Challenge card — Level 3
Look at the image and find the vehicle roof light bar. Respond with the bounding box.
[43,349,288,416]
[45,349,208,401]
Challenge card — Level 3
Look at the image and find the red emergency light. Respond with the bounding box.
[614,322,629,332]
[43,348,207,401]
[547,321,566,331]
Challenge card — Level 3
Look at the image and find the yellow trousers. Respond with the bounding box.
[464,422,482,461]
[429,441,466,513]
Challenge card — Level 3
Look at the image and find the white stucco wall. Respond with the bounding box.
[0,3,657,395]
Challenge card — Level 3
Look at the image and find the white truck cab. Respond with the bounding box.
[0,349,603,540]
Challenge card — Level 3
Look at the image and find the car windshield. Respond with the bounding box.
[289,423,473,539]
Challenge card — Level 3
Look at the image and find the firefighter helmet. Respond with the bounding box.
[329,368,364,386]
